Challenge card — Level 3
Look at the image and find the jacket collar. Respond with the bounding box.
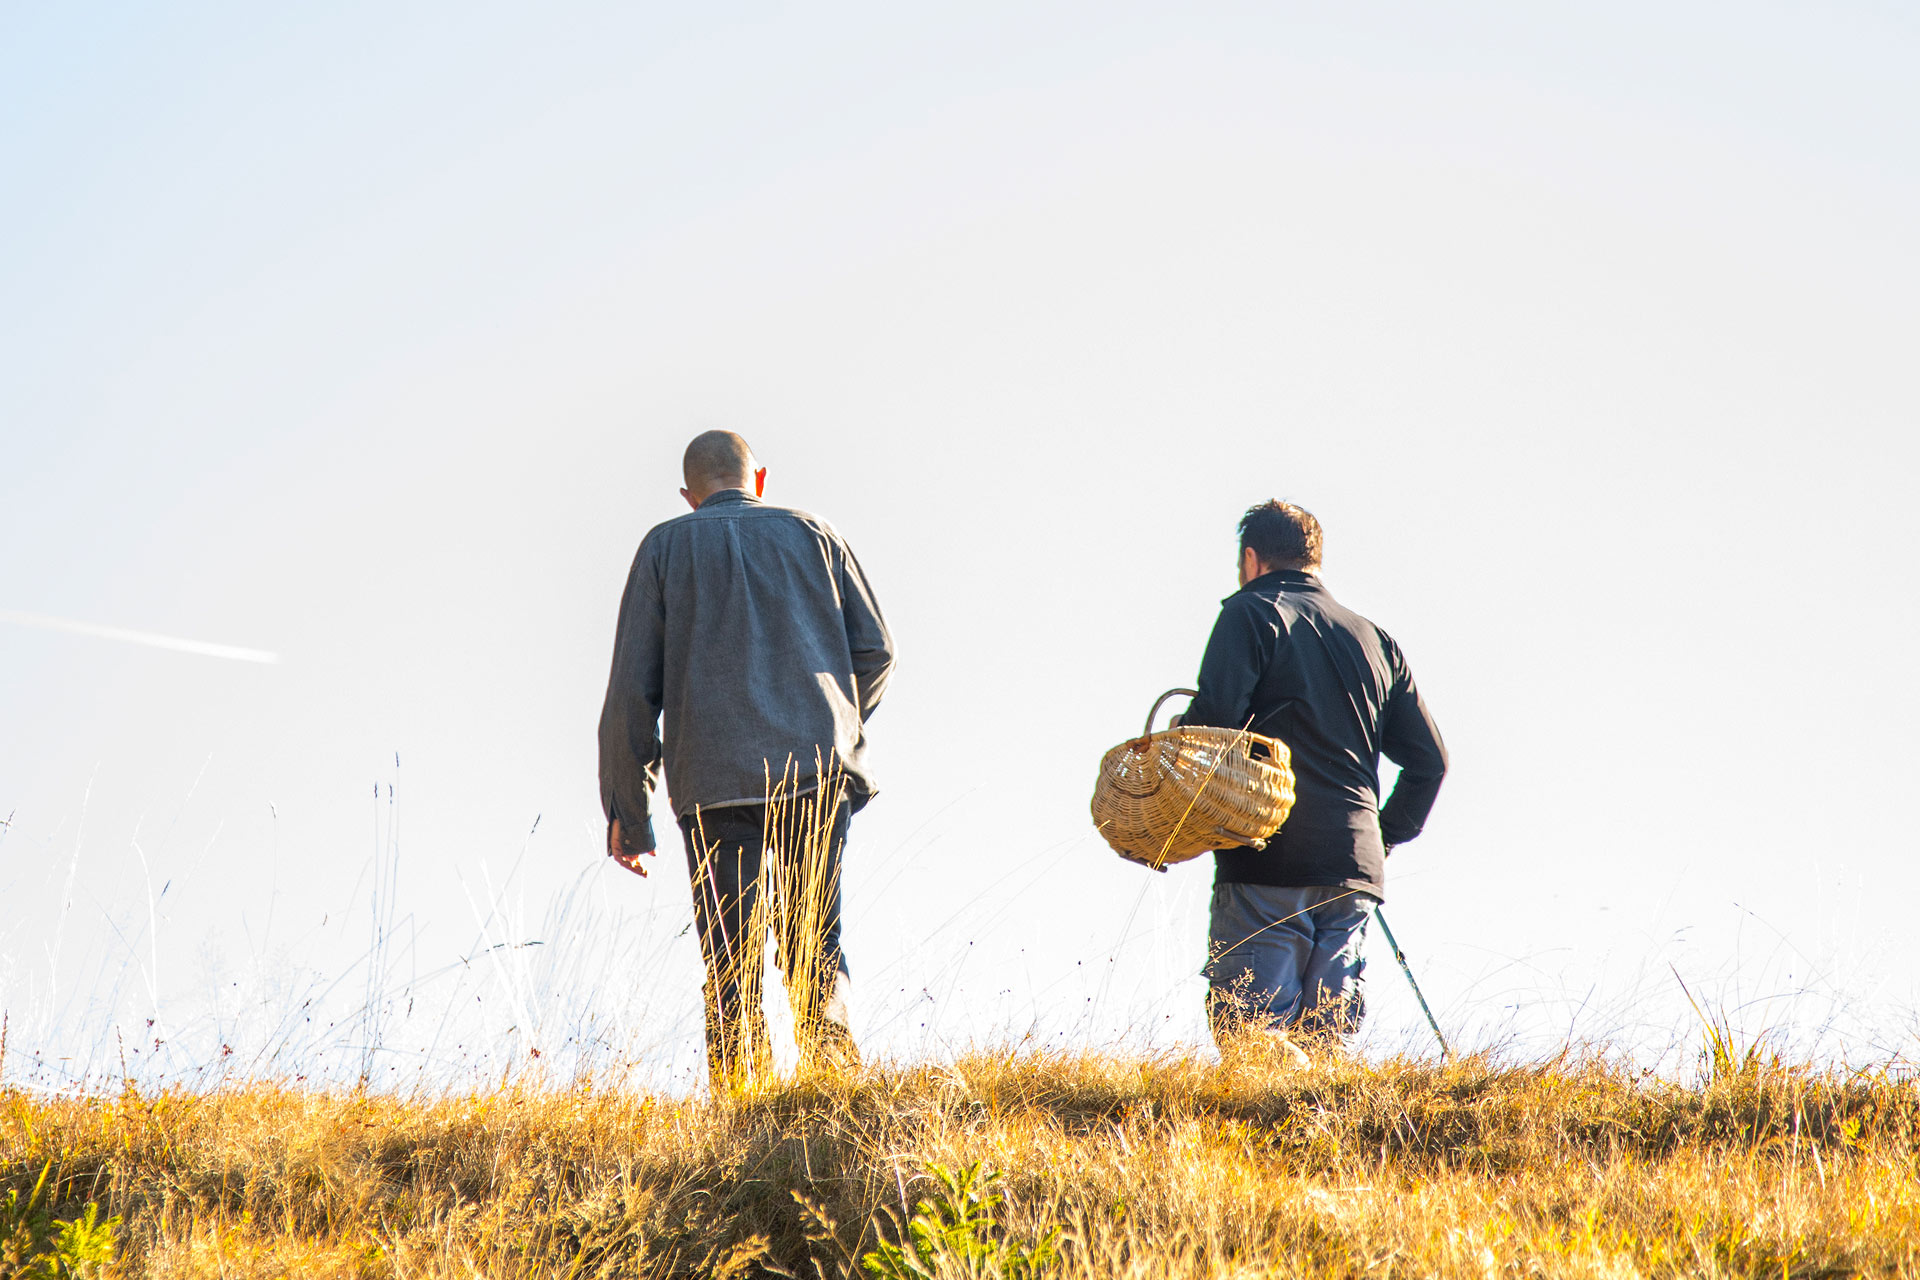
[697,488,758,510]
[1226,569,1321,602]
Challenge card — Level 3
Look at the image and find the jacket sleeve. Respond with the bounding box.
[837,538,895,722]
[1184,596,1276,731]
[597,541,665,853]
[1377,638,1448,848]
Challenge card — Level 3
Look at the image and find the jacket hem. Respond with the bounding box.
[1211,864,1383,903]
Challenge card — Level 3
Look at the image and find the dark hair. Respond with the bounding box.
[1238,500,1322,571]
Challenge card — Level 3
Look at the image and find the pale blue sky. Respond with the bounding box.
[3,2,1916,1086]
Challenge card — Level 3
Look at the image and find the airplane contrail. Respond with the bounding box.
[0,610,280,665]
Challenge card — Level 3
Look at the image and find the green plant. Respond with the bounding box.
[0,1164,119,1279]
[1673,967,1781,1083]
[862,1161,1060,1280]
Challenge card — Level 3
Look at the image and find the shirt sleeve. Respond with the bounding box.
[597,540,665,853]
[837,538,895,722]
[1377,638,1448,848]
[1184,595,1277,731]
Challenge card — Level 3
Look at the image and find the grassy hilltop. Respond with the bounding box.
[3,1047,1919,1278]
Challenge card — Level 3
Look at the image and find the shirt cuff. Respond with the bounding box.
[613,814,658,855]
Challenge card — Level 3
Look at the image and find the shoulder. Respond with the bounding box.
[1338,603,1410,676]
[1219,588,1272,617]
[641,508,697,537]
[752,501,835,530]
[750,503,854,554]
[1371,621,1405,663]
[636,510,700,555]
[1305,582,1376,633]
[1376,627,1420,682]
[1215,589,1284,639]
[1321,587,1398,654]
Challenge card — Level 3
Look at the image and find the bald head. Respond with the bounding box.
[681,430,757,503]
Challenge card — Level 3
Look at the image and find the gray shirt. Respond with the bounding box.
[598,489,895,852]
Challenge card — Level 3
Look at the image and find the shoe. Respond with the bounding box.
[803,1017,861,1074]
[1274,1033,1311,1069]
[1216,1023,1310,1072]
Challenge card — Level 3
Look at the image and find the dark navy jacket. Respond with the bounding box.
[1184,570,1446,899]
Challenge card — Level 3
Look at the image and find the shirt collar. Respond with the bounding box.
[697,488,757,509]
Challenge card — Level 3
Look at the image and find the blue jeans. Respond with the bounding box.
[1205,883,1377,1039]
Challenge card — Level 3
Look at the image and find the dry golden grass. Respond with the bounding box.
[4,1045,1919,1278]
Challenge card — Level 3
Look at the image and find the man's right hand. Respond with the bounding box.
[609,817,656,877]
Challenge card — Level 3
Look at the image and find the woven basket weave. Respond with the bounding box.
[1090,688,1296,869]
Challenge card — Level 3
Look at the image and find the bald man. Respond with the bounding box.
[598,431,894,1087]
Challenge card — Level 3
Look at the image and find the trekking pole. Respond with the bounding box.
[1373,906,1452,1061]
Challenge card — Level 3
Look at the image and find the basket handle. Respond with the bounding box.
[1143,687,1199,738]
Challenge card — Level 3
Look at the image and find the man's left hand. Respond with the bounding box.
[609,817,656,877]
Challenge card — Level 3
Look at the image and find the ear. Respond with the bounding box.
[754,467,766,498]
[680,487,700,510]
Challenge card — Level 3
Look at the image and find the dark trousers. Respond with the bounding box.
[679,794,853,1087]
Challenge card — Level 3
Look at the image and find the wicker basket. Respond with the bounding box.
[1090,688,1295,869]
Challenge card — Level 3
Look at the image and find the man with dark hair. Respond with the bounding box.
[1183,499,1446,1061]
[599,430,894,1087]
